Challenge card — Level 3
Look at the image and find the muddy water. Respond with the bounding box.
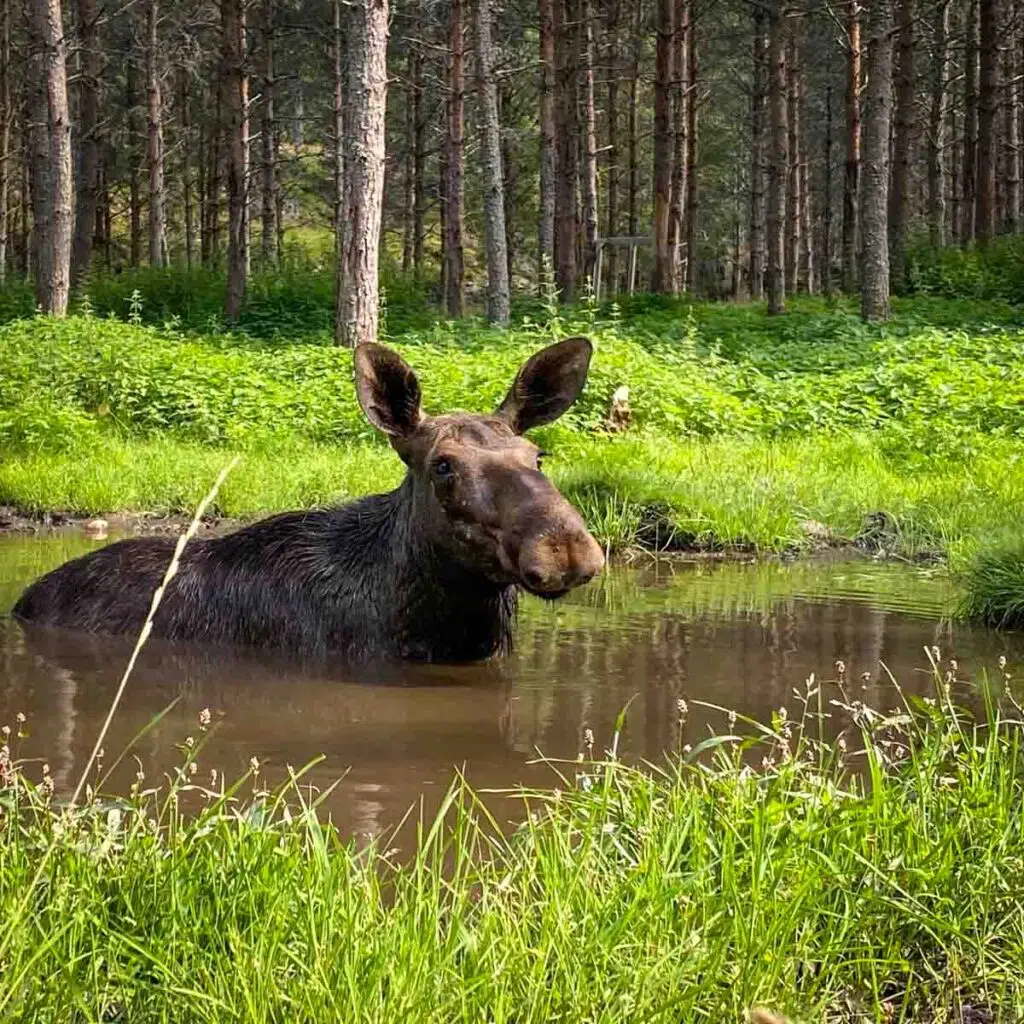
[1,534,1020,843]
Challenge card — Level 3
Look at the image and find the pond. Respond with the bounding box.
[1,533,1019,845]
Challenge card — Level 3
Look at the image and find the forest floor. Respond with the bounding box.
[3,283,1023,564]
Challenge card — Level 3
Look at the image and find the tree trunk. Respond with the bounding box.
[499,80,517,287]
[181,67,195,268]
[962,0,979,244]
[336,0,389,347]
[147,0,166,268]
[684,11,697,295]
[411,19,425,278]
[553,0,578,300]
[748,3,767,300]
[0,0,11,283]
[445,0,465,317]
[652,0,674,292]
[333,0,345,270]
[627,0,640,237]
[1003,13,1021,233]
[842,0,860,293]
[538,0,556,282]
[402,42,415,276]
[28,0,71,315]
[580,0,599,287]
[222,0,248,320]
[472,0,511,322]
[975,0,997,244]
[927,0,949,248]
[888,0,913,290]
[260,0,277,267]
[823,84,833,295]
[767,0,787,315]
[127,57,142,269]
[785,33,800,294]
[799,69,813,293]
[668,0,687,291]
[860,0,893,322]
[605,0,620,289]
[71,0,98,284]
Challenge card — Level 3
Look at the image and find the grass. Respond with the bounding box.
[0,659,1022,1021]
[959,535,1024,629]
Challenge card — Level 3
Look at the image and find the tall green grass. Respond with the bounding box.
[0,660,1021,1021]
[959,534,1024,629]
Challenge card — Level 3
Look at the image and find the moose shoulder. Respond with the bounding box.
[12,338,605,663]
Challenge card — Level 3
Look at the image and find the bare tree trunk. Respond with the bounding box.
[71,0,98,284]
[222,0,248,320]
[28,0,71,315]
[209,87,222,263]
[181,67,194,268]
[411,19,425,278]
[767,0,787,315]
[652,0,674,292]
[472,0,510,322]
[336,0,389,347]
[823,83,833,295]
[684,11,697,295]
[975,0,997,244]
[605,0,620,289]
[333,0,345,274]
[842,0,860,293]
[785,33,800,294]
[888,0,913,290]
[580,0,599,287]
[553,0,578,300]
[669,0,688,291]
[499,80,517,287]
[538,0,556,281]
[127,56,142,269]
[147,0,166,268]
[927,0,949,248]
[860,0,893,322]
[1003,12,1021,233]
[749,2,767,300]
[0,0,11,283]
[260,0,277,267]
[402,42,415,275]
[627,0,640,237]
[445,0,465,317]
[962,0,979,244]
[799,69,813,293]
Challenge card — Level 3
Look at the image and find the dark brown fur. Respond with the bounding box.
[12,338,604,663]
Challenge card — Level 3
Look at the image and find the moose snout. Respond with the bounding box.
[517,527,605,597]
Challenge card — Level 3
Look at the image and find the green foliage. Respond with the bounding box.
[959,533,1024,629]
[907,233,1024,305]
[0,666,1022,1021]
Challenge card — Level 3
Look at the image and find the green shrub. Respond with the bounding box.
[959,534,1024,628]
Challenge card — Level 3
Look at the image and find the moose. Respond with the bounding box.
[12,337,605,663]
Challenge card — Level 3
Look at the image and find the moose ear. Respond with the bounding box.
[353,343,423,438]
[496,336,594,434]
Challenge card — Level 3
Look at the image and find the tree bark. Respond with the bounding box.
[748,3,767,300]
[127,54,142,269]
[842,0,860,294]
[181,66,195,268]
[652,0,674,292]
[222,0,248,320]
[333,0,345,270]
[669,0,688,291]
[538,0,556,282]
[785,33,800,295]
[0,0,11,283]
[767,0,787,315]
[499,80,517,287]
[823,84,833,295]
[444,0,465,317]
[962,0,979,244]
[860,0,893,322]
[553,0,578,300]
[684,11,697,295]
[975,0,997,244]
[411,17,425,278]
[27,0,71,315]
[926,0,949,248]
[627,0,640,237]
[336,0,389,347]
[605,0,620,289]
[71,0,99,284]
[472,0,511,322]
[888,0,913,290]
[580,0,599,287]
[147,0,166,268]
[402,41,415,276]
[259,0,277,267]
[799,68,813,293]
[1002,12,1020,233]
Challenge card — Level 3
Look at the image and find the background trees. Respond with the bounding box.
[2,0,1023,327]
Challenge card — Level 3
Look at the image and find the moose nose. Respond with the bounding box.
[518,529,605,597]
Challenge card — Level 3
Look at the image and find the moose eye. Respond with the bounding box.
[433,458,453,478]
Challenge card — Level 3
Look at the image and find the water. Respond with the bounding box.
[1,533,1020,844]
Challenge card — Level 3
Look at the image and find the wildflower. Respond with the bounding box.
[583,728,594,756]
[860,671,871,684]
[728,710,738,729]
[930,645,941,662]
[1,726,9,738]
[999,655,1008,671]
[676,698,689,722]
[198,707,212,731]
[249,756,260,774]
[15,713,25,725]
[838,736,847,752]
[210,768,218,788]
[188,762,198,776]
[950,659,958,674]
[184,736,195,749]
[835,660,846,676]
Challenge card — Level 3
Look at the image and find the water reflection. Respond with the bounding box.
[1,534,1021,842]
